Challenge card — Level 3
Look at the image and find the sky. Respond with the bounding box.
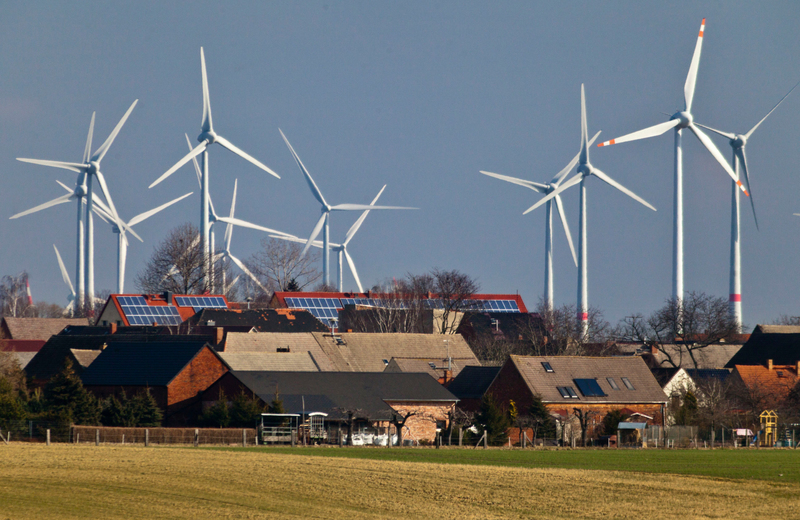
[1,1,799,328]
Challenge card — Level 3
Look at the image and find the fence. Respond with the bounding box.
[0,420,71,443]
[71,426,258,446]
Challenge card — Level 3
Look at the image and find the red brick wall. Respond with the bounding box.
[484,359,536,412]
[167,347,228,408]
[201,372,259,406]
[385,401,454,443]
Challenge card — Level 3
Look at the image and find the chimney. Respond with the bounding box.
[216,327,224,346]
[109,323,117,334]
[767,359,773,371]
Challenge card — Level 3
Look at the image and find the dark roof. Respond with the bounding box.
[456,312,544,342]
[649,367,681,388]
[187,308,328,333]
[58,325,178,336]
[725,325,800,368]
[81,341,212,386]
[226,371,458,420]
[684,368,731,383]
[446,366,501,400]
[25,333,213,382]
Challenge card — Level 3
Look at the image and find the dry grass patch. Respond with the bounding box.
[1,444,798,519]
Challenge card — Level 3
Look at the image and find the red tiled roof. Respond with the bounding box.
[270,291,528,313]
[734,364,799,403]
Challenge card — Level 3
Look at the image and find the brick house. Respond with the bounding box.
[81,341,227,425]
[203,371,458,443]
[729,360,800,418]
[486,355,667,443]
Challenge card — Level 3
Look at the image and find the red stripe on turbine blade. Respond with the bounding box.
[729,294,741,302]
[577,312,589,321]
[698,30,704,37]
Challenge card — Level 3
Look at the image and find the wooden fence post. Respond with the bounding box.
[122,434,125,445]
[145,429,149,447]
[46,429,50,446]
[458,427,463,447]
[95,429,100,446]
[242,429,247,447]
[194,429,199,447]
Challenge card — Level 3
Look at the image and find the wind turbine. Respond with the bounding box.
[596,18,748,306]
[523,85,656,337]
[480,132,601,309]
[17,101,138,308]
[271,185,391,292]
[53,245,76,316]
[694,81,799,331]
[279,129,417,287]
[150,48,280,282]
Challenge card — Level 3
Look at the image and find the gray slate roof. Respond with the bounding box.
[447,365,501,400]
[725,324,800,368]
[228,371,458,420]
[81,341,213,387]
[508,355,667,404]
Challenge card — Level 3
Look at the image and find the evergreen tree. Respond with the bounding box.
[230,391,264,428]
[676,390,698,426]
[201,389,230,428]
[475,394,511,445]
[102,395,126,427]
[131,390,163,427]
[44,359,100,425]
[286,278,301,292]
[529,394,556,439]
[0,377,26,424]
[263,387,286,428]
[600,409,630,436]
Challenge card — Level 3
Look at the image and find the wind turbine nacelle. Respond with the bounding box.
[198,131,216,144]
[670,111,693,129]
[577,163,592,176]
[88,161,100,175]
[75,185,87,197]
[731,135,747,149]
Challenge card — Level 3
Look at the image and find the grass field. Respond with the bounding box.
[2,444,800,519]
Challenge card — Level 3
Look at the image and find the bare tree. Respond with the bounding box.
[135,223,232,296]
[246,238,322,298]
[572,407,598,447]
[388,406,438,446]
[773,315,800,326]
[428,269,480,334]
[0,272,34,317]
[617,292,740,369]
[527,300,611,357]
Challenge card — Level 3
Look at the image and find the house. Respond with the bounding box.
[652,367,732,425]
[203,371,458,442]
[726,325,800,368]
[486,355,667,442]
[383,357,461,384]
[270,291,528,330]
[634,343,744,369]
[223,331,480,377]
[446,365,502,412]
[0,317,88,357]
[219,352,321,372]
[81,340,228,426]
[185,308,328,334]
[95,293,230,327]
[729,360,800,415]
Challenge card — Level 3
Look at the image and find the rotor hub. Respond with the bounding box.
[75,185,86,197]
[199,131,217,144]
[577,163,592,176]
[88,161,100,175]
[670,111,692,129]
[732,135,746,149]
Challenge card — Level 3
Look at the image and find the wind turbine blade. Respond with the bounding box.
[344,249,364,293]
[684,18,706,112]
[330,203,416,211]
[579,84,589,164]
[56,180,77,194]
[480,171,544,192]
[592,169,656,211]
[83,112,96,163]
[228,253,269,294]
[10,192,74,219]
[224,179,237,252]
[553,131,601,185]
[215,216,289,237]
[523,174,582,215]
[301,213,327,257]
[343,185,386,246]
[90,201,112,224]
[689,123,749,196]
[693,122,735,140]
[128,192,194,227]
[92,100,138,162]
[224,274,241,294]
[272,234,325,248]
[53,245,75,296]
[745,80,800,139]
[738,148,759,230]
[150,140,208,188]
[554,194,577,266]
[16,158,86,173]
[94,170,143,242]
[186,133,204,189]
[215,135,280,179]
[279,129,325,205]
[201,47,213,133]
[597,119,681,147]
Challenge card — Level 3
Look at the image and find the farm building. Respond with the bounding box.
[81,340,228,426]
[203,371,459,443]
[726,325,800,368]
[446,365,502,412]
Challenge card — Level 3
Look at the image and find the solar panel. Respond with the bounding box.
[120,301,182,326]
[574,378,606,397]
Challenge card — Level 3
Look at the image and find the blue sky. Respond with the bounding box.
[1,1,799,327]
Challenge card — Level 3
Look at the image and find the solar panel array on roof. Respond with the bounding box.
[285,297,341,328]
[118,296,182,326]
[175,296,227,312]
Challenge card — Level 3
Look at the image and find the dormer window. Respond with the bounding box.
[621,377,635,390]
[541,362,554,373]
[557,386,579,399]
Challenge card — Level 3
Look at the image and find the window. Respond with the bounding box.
[541,362,554,373]
[606,377,620,390]
[573,379,606,397]
[557,386,579,399]
[621,377,635,390]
